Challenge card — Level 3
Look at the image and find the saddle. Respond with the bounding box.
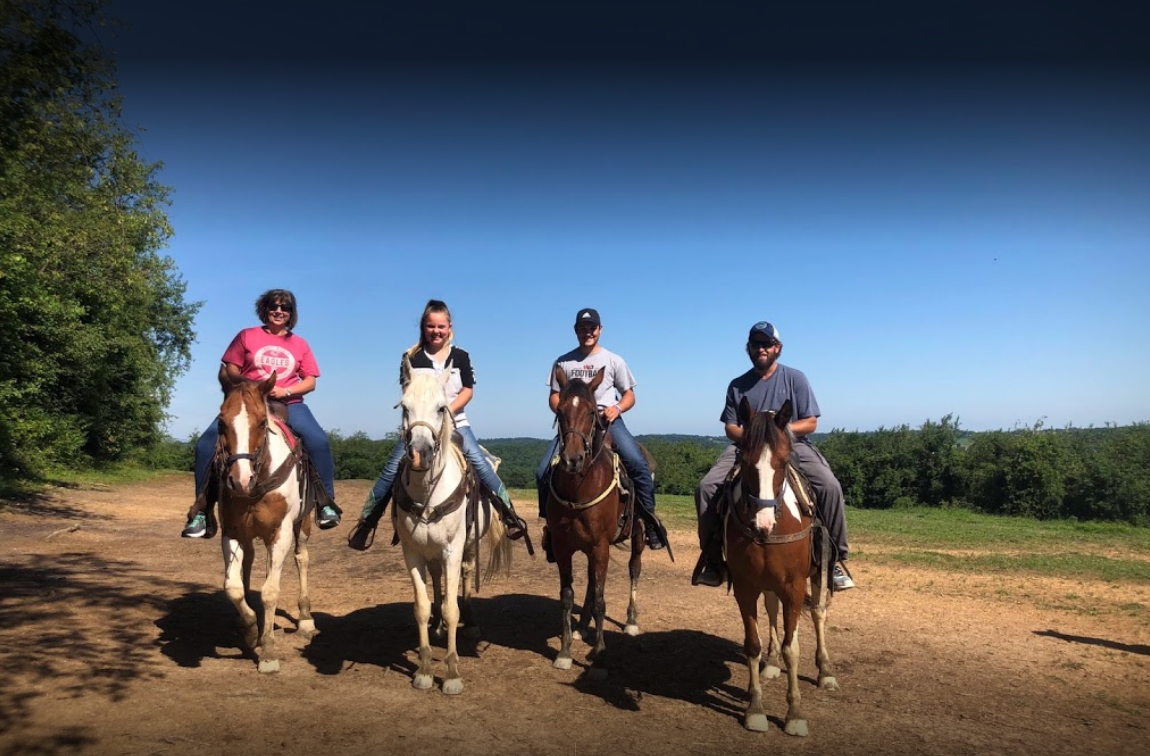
[198,400,338,539]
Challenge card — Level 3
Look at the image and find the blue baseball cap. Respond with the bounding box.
[748,321,781,342]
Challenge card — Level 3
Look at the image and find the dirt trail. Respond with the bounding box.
[2,473,1148,756]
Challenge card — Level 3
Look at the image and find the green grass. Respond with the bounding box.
[1,464,181,502]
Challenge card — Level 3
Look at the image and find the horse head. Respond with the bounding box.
[400,355,454,473]
[218,366,276,495]
[554,365,605,474]
[737,397,794,535]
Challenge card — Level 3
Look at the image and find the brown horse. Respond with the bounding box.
[723,397,838,735]
[213,367,315,673]
[545,366,645,678]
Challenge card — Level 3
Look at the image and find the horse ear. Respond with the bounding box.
[439,359,454,388]
[260,370,278,394]
[400,353,413,389]
[775,399,793,429]
[738,396,753,425]
[553,364,567,390]
[589,367,605,392]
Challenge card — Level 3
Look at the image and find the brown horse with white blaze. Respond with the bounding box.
[214,366,315,673]
[546,366,645,678]
[724,396,838,735]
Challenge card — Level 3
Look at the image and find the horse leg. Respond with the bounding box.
[554,550,576,671]
[441,552,465,695]
[780,583,809,737]
[459,543,480,640]
[623,531,643,637]
[810,561,839,691]
[576,560,596,643]
[734,583,770,732]
[255,526,293,674]
[222,536,259,656]
[428,560,445,642]
[405,555,435,690]
[586,542,610,681]
[294,519,315,638]
[763,592,783,680]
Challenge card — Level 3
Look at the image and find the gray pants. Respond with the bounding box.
[695,442,850,562]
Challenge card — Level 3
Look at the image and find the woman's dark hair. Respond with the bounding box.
[255,289,298,331]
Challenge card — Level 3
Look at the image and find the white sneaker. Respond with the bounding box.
[832,563,855,591]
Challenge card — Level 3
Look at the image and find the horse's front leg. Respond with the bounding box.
[734,581,769,732]
[624,530,644,636]
[763,592,783,680]
[222,535,259,656]
[405,554,435,690]
[554,549,576,671]
[780,583,809,737]
[256,525,294,673]
[441,550,465,695]
[809,564,839,690]
[586,541,610,680]
[294,517,315,638]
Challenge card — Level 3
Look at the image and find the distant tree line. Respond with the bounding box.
[145,418,1150,526]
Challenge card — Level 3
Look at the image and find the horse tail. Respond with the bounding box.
[482,508,513,582]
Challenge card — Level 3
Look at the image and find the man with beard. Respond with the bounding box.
[692,321,854,590]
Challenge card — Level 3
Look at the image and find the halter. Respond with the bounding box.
[218,404,300,501]
[549,404,620,509]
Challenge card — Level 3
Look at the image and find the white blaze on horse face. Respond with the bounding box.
[232,400,254,490]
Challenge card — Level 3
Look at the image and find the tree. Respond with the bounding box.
[0,0,198,476]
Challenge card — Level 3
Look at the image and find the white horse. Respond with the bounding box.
[214,368,315,674]
[393,355,512,694]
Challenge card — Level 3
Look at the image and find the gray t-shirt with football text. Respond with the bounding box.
[547,347,636,408]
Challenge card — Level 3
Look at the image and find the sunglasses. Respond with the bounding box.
[748,340,777,351]
[269,303,293,313]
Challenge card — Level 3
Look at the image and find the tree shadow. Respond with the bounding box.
[154,591,253,668]
[1034,629,1150,656]
[0,553,206,752]
[0,489,110,521]
[302,602,421,676]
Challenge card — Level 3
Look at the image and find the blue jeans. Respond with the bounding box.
[534,416,656,518]
[365,425,506,519]
[193,403,336,501]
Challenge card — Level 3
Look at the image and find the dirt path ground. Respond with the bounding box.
[2,473,1148,756]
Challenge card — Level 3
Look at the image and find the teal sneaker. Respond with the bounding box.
[181,512,207,538]
[317,505,341,530]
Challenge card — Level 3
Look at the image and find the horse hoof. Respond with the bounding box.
[623,624,640,637]
[764,664,782,680]
[587,667,608,682]
[784,719,809,737]
[257,659,280,674]
[442,678,464,696]
[820,676,840,691]
[744,713,771,733]
[296,619,316,638]
[412,674,434,690]
[553,656,573,671]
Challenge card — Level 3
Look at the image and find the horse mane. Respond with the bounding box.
[561,377,596,405]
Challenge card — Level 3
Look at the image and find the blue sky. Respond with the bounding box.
[100,1,1149,441]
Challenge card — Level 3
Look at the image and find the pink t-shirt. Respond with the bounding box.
[220,327,319,404]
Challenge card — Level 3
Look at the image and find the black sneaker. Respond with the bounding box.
[692,561,725,587]
[317,505,341,530]
[645,521,666,550]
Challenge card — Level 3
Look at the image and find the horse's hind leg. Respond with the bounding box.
[554,551,576,671]
[459,548,480,640]
[734,583,769,732]
[223,536,259,654]
[586,543,609,680]
[294,520,316,638]
[810,563,838,690]
[441,552,465,695]
[428,561,445,642]
[623,534,643,637]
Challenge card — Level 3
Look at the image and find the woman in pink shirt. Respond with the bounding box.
[181,289,340,537]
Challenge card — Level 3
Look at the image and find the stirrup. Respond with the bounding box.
[347,519,378,551]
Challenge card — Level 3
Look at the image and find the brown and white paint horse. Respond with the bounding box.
[546,366,646,679]
[724,397,838,735]
[214,367,314,673]
[393,355,512,695]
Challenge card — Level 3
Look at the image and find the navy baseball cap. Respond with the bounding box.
[574,308,601,327]
[748,321,781,342]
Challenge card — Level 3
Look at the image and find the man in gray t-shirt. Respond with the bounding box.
[693,321,854,590]
[535,307,667,556]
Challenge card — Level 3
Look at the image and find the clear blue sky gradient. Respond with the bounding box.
[100,2,1150,441]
